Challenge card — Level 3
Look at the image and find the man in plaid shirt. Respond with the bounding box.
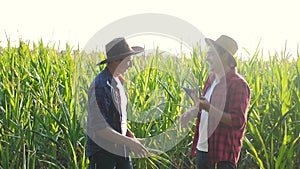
[180,35,251,169]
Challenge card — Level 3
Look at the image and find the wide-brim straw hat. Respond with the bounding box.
[205,35,238,67]
[97,37,144,65]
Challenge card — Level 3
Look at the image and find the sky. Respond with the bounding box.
[1,0,300,59]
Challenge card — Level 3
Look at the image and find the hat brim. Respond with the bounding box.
[97,46,144,65]
[205,38,237,67]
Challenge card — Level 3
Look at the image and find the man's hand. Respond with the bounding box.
[179,106,199,128]
[198,97,210,112]
[95,127,149,158]
[127,138,149,158]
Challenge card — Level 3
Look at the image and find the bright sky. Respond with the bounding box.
[1,0,300,59]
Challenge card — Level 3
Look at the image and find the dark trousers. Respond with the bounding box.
[196,150,236,169]
[89,151,133,169]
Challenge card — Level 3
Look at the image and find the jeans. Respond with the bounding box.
[89,151,133,169]
[196,150,213,169]
[196,150,236,169]
[216,161,236,169]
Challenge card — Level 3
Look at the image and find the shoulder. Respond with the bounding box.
[229,73,250,92]
[89,69,112,95]
[94,69,112,87]
[231,72,248,84]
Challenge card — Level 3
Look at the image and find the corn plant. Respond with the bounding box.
[0,40,87,168]
[0,39,299,169]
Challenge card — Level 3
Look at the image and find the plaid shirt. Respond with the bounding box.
[191,68,251,165]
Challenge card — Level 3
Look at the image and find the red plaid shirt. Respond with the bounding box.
[191,68,251,165]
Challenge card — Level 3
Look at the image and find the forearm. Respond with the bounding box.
[95,127,134,145]
[198,98,233,126]
[190,106,200,117]
[179,106,199,128]
[95,127,149,158]
[208,105,232,127]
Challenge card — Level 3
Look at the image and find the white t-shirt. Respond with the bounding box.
[196,79,219,152]
[114,77,128,136]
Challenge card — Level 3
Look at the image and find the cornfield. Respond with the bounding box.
[0,40,299,169]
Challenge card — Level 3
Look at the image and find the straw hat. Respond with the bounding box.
[205,35,238,67]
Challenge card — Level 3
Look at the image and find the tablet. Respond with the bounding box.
[183,87,199,103]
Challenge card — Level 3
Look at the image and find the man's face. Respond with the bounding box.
[115,55,133,75]
[206,47,227,74]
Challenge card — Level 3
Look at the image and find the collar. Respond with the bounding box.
[103,67,125,88]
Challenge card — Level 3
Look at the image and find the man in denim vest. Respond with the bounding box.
[86,37,148,169]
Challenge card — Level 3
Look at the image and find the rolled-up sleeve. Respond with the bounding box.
[228,80,251,129]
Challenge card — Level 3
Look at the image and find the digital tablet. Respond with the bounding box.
[183,87,199,103]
